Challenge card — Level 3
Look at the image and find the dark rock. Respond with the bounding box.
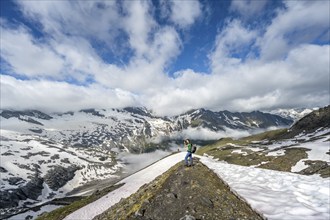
[2,152,14,156]
[0,166,8,173]
[0,110,52,120]
[25,215,33,220]
[21,151,50,159]
[298,160,330,177]
[50,154,60,160]
[44,165,80,191]
[29,128,43,134]
[99,156,107,161]
[47,192,57,199]
[20,117,44,125]
[201,196,214,208]
[0,176,43,209]
[123,107,153,117]
[14,163,34,171]
[60,158,70,164]
[21,177,44,200]
[20,147,32,150]
[38,160,46,165]
[56,111,74,116]
[8,177,25,185]
[80,109,105,117]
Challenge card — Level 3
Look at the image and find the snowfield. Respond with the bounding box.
[201,156,330,220]
[65,152,330,220]
[0,129,121,195]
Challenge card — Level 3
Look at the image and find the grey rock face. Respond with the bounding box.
[43,165,81,191]
[0,176,43,209]
[79,109,105,117]
[7,177,25,186]
[0,166,8,173]
[279,105,330,139]
[0,110,52,120]
[175,108,293,131]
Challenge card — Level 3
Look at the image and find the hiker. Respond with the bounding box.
[184,139,193,166]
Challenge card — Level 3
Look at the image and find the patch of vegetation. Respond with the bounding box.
[241,129,288,142]
[197,129,288,157]
[197,137,236,155]
[195,128,327,176]
[258,148,309,172]
[206,145,272,167]
[36,183,124,220]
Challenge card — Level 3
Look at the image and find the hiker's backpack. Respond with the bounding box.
[191,144,197,153]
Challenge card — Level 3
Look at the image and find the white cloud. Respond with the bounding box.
[258,1,330,61]
[17,1,120,48]
[230,0,269,18]
[118,150,170,173]
[0,25,64,78]
[122,0,156,58]
[0,75,139,113]
[169,0,202,28]
[169,126,253,140]
[2,1,182,93]
[93,26,181,93]
[209,19,257,74]
[147,44,329,115]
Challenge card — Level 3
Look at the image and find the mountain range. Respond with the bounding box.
[1,107,294,152]
[0,106,315,219]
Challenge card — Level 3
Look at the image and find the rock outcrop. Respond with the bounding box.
[44,165,81,191]
[283,105,330,138]
[0,176,44,209]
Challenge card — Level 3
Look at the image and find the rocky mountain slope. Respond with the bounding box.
[176,108,292,131]
[281,105,330,138]
[198,105,330,177]
[0,130,121,219]
[1,107,293,153]
[270,108,314,121]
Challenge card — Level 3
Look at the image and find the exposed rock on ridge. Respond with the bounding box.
[94,159,264,220]
[279,105,330,139]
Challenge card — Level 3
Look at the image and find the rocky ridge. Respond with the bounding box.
[94,159,264,220]
[283,105,330,138]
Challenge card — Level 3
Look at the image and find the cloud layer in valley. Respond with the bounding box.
[1,0,329,115]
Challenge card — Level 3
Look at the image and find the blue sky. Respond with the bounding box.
[0,0,329,115]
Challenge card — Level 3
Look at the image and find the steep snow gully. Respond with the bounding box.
[64,152,329,220]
